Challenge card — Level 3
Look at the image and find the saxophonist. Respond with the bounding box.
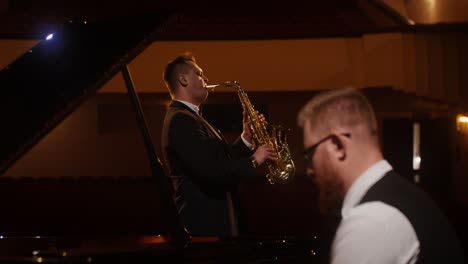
[161,53,277,237]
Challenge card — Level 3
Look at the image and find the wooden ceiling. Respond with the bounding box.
[0,0,410,40]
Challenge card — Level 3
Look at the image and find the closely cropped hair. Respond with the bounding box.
[297,87,378,138]
[163,52,196,95]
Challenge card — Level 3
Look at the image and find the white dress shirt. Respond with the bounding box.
[331,160,420,264]
[174,99,201,115]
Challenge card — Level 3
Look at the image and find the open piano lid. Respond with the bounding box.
[0,13,319,263]
[0,12,172,175]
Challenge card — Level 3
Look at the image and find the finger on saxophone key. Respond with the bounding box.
[252,144,277,165]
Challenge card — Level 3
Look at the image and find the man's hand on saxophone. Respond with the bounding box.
[241,110,266,147]
[207,80,295,183]
[252,144,278,168]
[241,110,277,168]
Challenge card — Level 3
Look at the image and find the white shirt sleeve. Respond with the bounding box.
[331,202,420,264]
[241,132,254,150]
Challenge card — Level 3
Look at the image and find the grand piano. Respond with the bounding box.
[0,11,322,263]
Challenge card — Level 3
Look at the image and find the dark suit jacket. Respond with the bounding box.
[161,100,254,237]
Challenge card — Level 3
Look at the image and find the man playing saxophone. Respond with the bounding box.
[161,52,277,237]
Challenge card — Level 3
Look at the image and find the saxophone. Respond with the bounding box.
[206,81,295,184]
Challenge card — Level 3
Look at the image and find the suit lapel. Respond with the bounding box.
[198,116,228,144]
[170,101,226,143]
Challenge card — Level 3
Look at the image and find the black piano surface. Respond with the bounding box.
[0,11,323,264]
[0,235,318,263]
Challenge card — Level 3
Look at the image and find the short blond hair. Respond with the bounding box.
[162,52,196,95]
[297,87,378,140]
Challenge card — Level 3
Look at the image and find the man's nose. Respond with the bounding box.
[203,75,209,83]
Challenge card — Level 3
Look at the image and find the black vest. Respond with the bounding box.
[359,171,464,263]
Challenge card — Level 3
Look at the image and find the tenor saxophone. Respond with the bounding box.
[206,81,295,184]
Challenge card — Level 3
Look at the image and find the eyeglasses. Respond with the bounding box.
[303,133,351,169]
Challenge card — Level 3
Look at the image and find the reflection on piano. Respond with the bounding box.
[0,12,321,263]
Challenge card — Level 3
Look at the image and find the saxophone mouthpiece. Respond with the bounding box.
[206,84,218,90]
[206,81,240,91]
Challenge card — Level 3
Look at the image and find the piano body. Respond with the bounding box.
[0,12,321,263]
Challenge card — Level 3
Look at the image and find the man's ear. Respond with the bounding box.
[178,74,188,87]
[331,135,346,161]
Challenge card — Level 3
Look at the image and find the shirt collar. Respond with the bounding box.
[341,159,393,218]
[174,99,201,115]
